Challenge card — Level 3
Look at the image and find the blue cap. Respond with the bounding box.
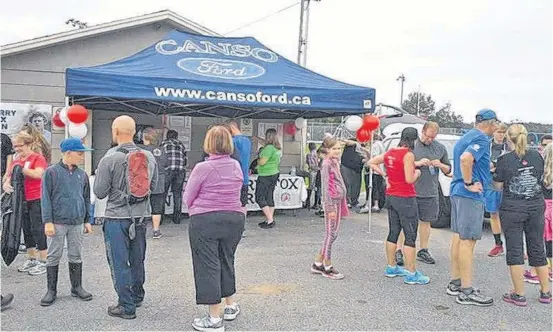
[476,109,499,122]
[60,138,92,152]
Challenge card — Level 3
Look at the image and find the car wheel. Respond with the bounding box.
[432,186,451,229]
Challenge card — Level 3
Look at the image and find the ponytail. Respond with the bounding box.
[506,124,528,158]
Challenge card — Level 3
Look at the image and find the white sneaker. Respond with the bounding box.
[28,261,47,276]
[359,206,370,214]
[17,258,38,272]
[223,304,240,321]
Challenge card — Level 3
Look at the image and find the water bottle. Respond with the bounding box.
[429,165,436,175]
[291,166,297,176]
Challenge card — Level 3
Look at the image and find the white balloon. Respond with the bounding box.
[68,123,88,139]
[345,115,363,131]
[295,117,307,129]
[59,107,69,125]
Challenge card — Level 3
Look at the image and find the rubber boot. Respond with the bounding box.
[40,265,58,306]
[69,262,93,301]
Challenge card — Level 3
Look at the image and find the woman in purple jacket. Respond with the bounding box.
[184,125,245,332]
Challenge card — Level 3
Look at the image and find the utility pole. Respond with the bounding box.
[416,85,421,117]
[297,0,320,66]
[396,73,405,106]
[296,0,320,169]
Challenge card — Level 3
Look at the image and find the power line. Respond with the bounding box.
[223,1,300,35]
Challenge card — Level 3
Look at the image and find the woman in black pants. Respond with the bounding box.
[184,126,246,331]
[494,124,551,305]
[255,129,282,229]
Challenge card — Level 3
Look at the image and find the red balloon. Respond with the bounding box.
[67,105,89,124]
[362,114,380,131]
[52,113,65,127]
[284,122,297,136]
[356,128,372,143]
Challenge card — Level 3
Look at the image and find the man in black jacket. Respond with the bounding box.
[341,139,364,209]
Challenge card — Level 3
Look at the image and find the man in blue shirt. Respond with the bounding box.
[226,121,252,236]
[446,109,499,307]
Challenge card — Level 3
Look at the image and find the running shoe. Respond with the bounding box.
[502,291,527,307]
[395,250,404,266]
[152,230,162,239]
[539,291,552,304]
[417,249,436,264]
[403,270,430,285]
[384,265,408,278]
[17,258,37,272]
[523,270,539,284]
[488,245,504,257]
[446,281,461,296]
[310,263,325,275]
[259,221,275,229]
[359,206,370,214]
[192,315,224,332]
[322,266,345,280]
[455,288,494,306]
[28,261,46,276]
[223,304,240,321]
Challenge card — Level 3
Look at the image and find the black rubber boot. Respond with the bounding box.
[40,265,58,306]
[69,262,93,301]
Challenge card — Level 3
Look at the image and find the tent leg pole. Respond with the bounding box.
[64,97,70,139]
[368,134,374,233]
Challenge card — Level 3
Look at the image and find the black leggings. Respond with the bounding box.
[546,241,552,259]
[500,207,548,267]
[255,174,279,208]
[386,196,419,248]
[22,199,47,251]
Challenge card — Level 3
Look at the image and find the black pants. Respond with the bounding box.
[255,174,279,208]
[22,199,47,251]
[365,173,385,208]
[500,206,548,267]
[189,211,245,305]
[386,196,419,248]
[163,169,186,222]
[341,166,362,206]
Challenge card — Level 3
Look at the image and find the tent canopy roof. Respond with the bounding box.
[66,30,375,119]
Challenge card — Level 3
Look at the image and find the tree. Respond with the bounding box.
[401,91,435,118]
[428,102,465,128]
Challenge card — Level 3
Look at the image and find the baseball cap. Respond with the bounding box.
[476,109,499,123]
[400,127,419,142]
[60,138,92,152]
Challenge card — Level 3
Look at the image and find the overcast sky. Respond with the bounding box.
[1,0,551,124]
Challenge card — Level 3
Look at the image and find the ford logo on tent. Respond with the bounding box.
[177,58,265,80]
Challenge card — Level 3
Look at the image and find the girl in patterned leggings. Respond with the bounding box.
[310,136,349,280]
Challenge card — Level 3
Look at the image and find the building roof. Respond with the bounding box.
[0,10,220,57]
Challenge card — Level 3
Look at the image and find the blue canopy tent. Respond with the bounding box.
[65,30,375,119]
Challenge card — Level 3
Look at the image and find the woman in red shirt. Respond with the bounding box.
[2,133,48,276]
[369,127,430,285]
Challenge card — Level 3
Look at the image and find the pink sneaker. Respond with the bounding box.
[523,270,539,284]
[488,245,504,257]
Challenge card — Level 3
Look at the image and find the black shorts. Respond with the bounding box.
[255,174,279,208]
[150,194,166,215]
[240,185,249,207]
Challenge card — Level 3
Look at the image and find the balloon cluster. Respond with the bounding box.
[284,117,307,136]
[344,114,380,143]
[52,105,90,139]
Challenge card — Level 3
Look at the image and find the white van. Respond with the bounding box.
[381,123,461,228]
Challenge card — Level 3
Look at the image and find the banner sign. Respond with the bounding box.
[0,103,52,142]
[91,174,306,218]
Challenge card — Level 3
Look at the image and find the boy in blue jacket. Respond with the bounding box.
[40,138,93,306]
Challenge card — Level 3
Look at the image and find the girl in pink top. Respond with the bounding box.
[184,126,245,331]
[310,136,349,280]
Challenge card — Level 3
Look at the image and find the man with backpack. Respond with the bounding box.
[94,115,158,320]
